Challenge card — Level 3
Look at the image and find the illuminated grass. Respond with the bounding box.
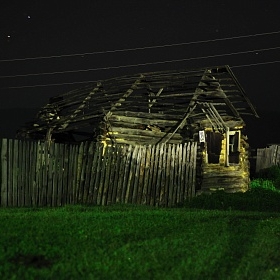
[0,200,280,280]
[250,178,278,192]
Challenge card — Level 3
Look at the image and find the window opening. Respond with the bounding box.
[228,131,240,164]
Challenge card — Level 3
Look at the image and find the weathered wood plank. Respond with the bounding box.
[82,142,94,204]
[158,145,166,206]
[136,145,146,204]
[8,139,14,206]
[110,145,122,204]
[88,143,100,204]
[12,140,19,206]
[92,144,103,205]
[147,145,156,206]
[103,135,182,146]
[97,145,108,205]
[131,145,142,204]
[46,143,54,206]
[184,142,192,199]
[26,140,32,206]
[176,144,183,204]
[190,142,197,198]
[142,146,151,205]
[108,115,179,127]
[61,143,70,205]
[164,144,171,207]
[39,142,47,206]
[50,143,57,206]
[102,145,113,205]
[108,126,183,139]
[29,140,37,206]
[115,145,127,203]
[168,144,176,206]
[125,145,138,204]
[19,140,26,207]
[56,143,64,206]
[106,145,117,205]
[1,139,8,206]
[36,142,43,206]
[121,145,133,203]
[55,143,62,206]
[68,144,76,204]
[154,144,164,206]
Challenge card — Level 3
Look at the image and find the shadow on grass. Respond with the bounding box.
[213,214,261,278]
[181,188,280,278]
[9,254,54,269]
[183,188,280,212]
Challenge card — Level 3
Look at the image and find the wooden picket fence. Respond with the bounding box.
[0,139,197,207]
[256,144,280,172]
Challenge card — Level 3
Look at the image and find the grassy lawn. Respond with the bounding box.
[0,187,280,280]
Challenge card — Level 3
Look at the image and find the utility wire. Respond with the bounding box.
[1,46,280,79]
[0,30,280,63]
[231,60,280,68]
[2,59,280,89]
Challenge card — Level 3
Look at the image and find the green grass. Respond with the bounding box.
[1,190,280,280]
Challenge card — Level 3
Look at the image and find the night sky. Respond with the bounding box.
[0,0,280,147]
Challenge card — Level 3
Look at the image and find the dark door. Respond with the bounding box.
[206,131,223,164]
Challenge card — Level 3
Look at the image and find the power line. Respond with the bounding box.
[2,59,280,89]
[1,30,280,63]
[1,46,280,79]
[231,60,280,68]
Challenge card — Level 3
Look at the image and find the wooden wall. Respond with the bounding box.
[199,135,250,193]
[0,139,197,207]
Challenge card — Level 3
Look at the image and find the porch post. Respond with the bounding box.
[225,126,230,167]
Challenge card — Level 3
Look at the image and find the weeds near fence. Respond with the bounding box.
[253,164,280,190]
[183,166,280,212]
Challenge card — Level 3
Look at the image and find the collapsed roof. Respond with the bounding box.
[18,65,259,144]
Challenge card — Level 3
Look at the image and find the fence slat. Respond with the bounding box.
[111,145,122,204]
[102,145,113,205]
[155,144,164,206]
[1,139,8,207]
[256,145,280,172]
[132,145,142,204]
[82,142,94,204]
[121,145,133,203]
[12,140,19,206]
[141,145,151,205]
[8,139,13,206]
[136,146,146,205]
[125,145,138,204]
[147,145,155,206]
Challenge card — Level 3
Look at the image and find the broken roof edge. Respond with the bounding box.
[51,65,229,97]
[225,65,259,118]
[49,64,259,115]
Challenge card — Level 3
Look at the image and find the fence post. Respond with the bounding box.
[1,139,8,207]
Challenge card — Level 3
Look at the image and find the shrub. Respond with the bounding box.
[256,165,280,189]
[250,178,277,191]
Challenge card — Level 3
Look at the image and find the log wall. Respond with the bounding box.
[200,136,250,193]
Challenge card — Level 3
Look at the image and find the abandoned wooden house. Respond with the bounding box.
[18,65,259,195]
